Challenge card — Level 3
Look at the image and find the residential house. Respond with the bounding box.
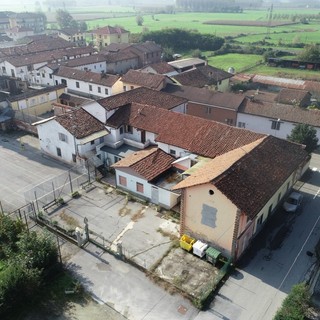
[57,93,92,109]
[53,66,121,99]
[168,58,207,73]
[120,69,172,91]
[0,46,95,83]
[171,65,233,92]
[34,107,108,165]
[104,51,139,75]
[5,26,34,41]
[140,62,178,77]
[0,11,11,32]
[9,12,46,33]
[236,89,320,140]
[172,135,309,261]
[112,147,181,209]
[103,41,162,68]
[8,84,66,116]
[91,26,129,49]
[163,84,245,126]
[58,28,86,46]
[82,88,188,155]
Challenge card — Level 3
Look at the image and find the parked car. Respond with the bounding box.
[283,191,303,213]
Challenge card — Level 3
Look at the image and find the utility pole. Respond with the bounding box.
[267,3,273,36]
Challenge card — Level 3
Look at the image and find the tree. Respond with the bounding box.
[297,44,320,63]
[136,15,144,26]
[287,123,318,153]
[56,9,78,29]
[79,21,88,33]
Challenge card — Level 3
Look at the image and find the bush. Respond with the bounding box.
[273,283,310,320]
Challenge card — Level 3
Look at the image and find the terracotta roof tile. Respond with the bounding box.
[5,46,95,67]
[107,103,265,158]
[121,70,166,90]
[92,26,129,35]
[55,66,119,86]
[173,138,265,190]
[141,62,176,74]
[240,94,320,127]
[214,136,309,218]
[112,147,175,181]
[174,136,309,219]
[97,87,187,110]
[163,84,244,111]
[56,108,106,139]
[172,65,232,88]
[275,88,311,106]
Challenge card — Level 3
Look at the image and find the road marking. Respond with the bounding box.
[313,188,320,199]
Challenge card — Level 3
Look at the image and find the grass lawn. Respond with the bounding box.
[249,64,320,81]
[207,53,263,72]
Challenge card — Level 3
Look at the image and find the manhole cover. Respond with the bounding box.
[178,305,187,315]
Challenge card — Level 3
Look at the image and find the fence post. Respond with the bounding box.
[68,171,73,194]
[34,191,40,213]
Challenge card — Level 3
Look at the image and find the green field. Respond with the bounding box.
[206,53,263,72]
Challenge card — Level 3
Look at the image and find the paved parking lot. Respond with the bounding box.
[0,131,71,212]
[46,184,180,270]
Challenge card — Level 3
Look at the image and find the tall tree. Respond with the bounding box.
[287,123,318,153]
[56,9,78,29]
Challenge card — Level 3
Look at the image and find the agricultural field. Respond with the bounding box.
[206,53,263,72]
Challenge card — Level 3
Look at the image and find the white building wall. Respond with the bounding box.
[74,61,107,73]
[237,113,320,141]
[37,120,76,163]
[157,142,191,158]
[54,75,112,98]
[115,169,179,208]
[82,102,107,123]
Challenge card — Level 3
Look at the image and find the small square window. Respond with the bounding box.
[119,176,127,186]
[136,182,144,193]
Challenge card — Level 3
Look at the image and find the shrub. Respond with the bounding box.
[273,283,310,320]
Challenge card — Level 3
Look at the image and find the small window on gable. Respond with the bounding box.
[169,149,176,156]
[58,132,68,142]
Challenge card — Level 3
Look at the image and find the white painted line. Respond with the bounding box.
[313,188,320,199]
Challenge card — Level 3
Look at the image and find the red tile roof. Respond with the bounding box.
[172,65,232,88]
[174,136,309,219]
[55,66,119,87]
[141,62,176,74]
[163,84,245,111]
[240,94,320,127]
[97,87,187,110]
[107,103,265,159]
[121,69,167,90]
[112,147,175,181]
[56,108,106,139]
[92,26,129,35]
[275,88,311,106]
[213,136,309,218]
[5,46,95,67]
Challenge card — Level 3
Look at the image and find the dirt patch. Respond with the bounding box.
[154,247,219,299]
[131,208,145,221]
[119,206,131,217]
[59,210,81,228]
